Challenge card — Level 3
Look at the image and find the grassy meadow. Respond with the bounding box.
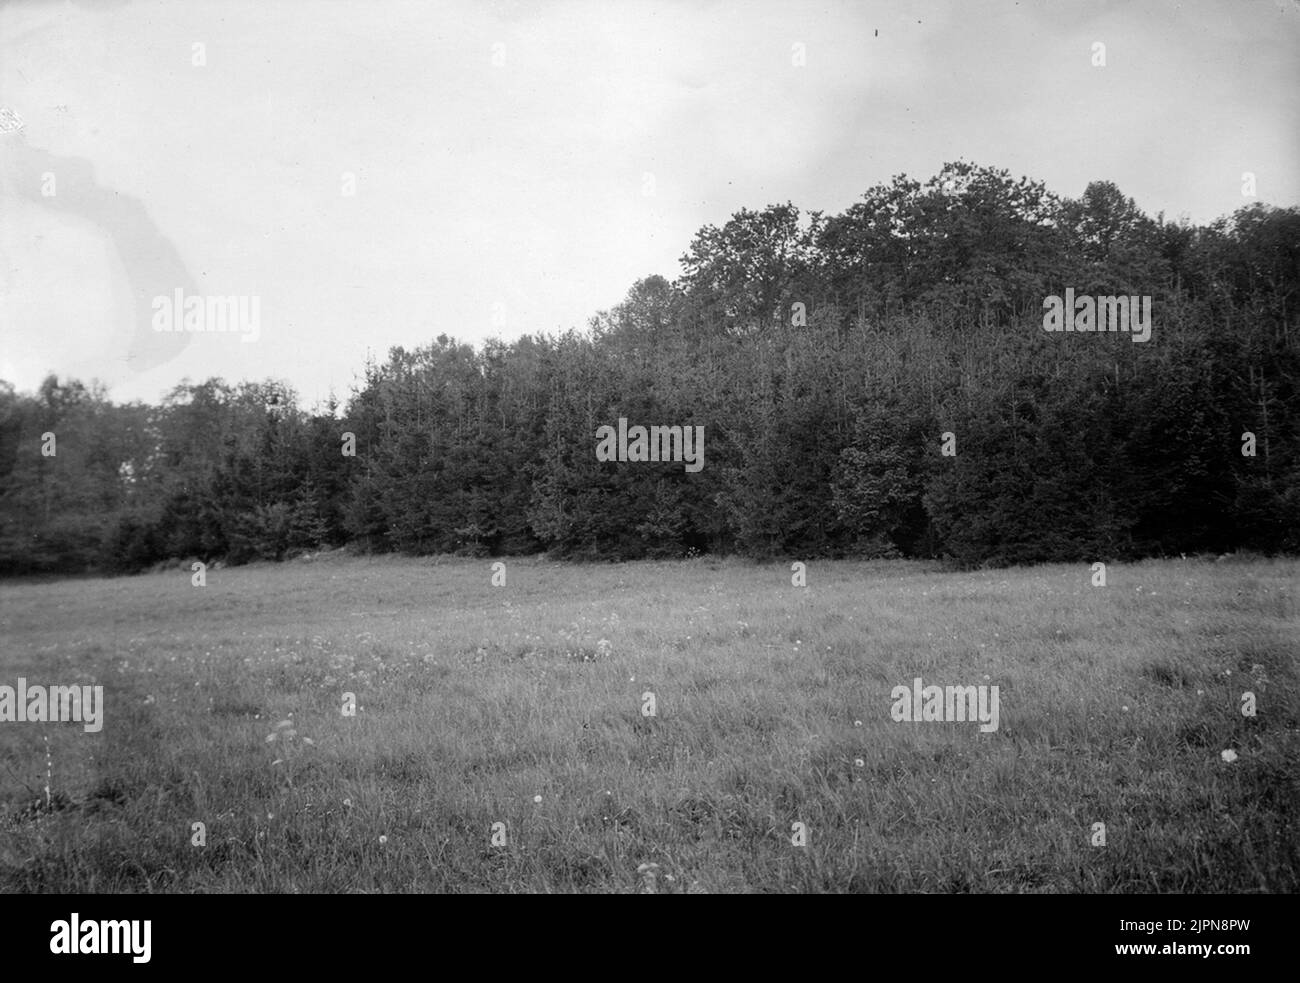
[0,553,1296,893]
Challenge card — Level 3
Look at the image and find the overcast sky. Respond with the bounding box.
[1,0,1297,408]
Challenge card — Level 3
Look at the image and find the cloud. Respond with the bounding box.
[0,0,1295,406]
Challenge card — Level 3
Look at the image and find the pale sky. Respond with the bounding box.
[1,0,1297,408]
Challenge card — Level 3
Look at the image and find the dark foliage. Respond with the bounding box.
[2,163,1297,572]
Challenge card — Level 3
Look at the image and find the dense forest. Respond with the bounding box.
[2,161,1297,574]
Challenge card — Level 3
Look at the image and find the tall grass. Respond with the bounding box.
[1,554,1295,892]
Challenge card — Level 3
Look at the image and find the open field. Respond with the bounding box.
[0,553,1296,893]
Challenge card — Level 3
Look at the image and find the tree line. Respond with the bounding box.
[2,161,1296,575]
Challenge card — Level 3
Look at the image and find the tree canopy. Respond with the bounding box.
[3,162,1297,573]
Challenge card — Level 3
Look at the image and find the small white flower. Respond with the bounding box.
[1122,706,1129,712]
[855,758,864,767]
[379,835,388,844]
[533,795,543,804]
[854,720,862,727]
[343,798,352,808]
[1220,749,1238,763]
